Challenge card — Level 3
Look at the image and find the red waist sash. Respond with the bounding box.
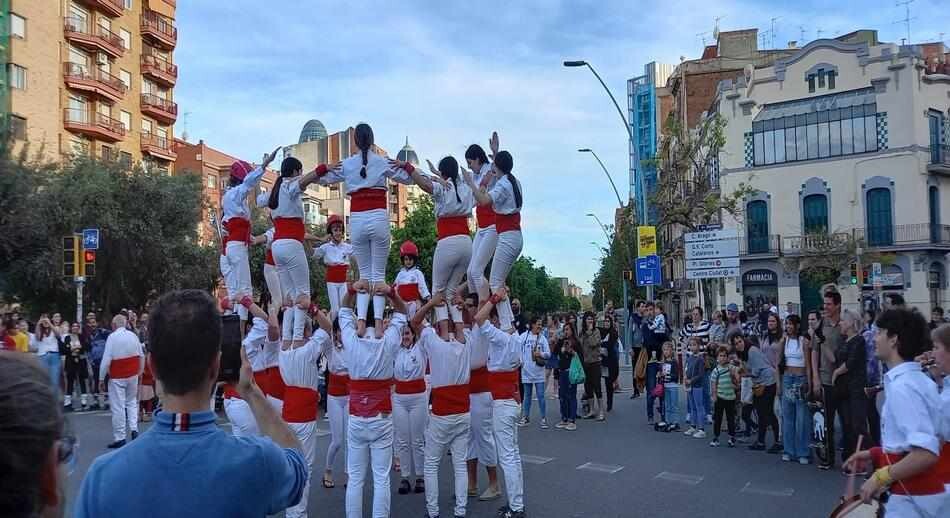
[326,264,348,283]
[274,217,305,242]
[109,356,139,379]
[349,379,393,417]
[476,205,496,229]
[489,370,521,403]
[223,384,241,400]
[870,446,947,495]
[935,443,950,484]
[350,188,387,212]
[395,378,426,394]
[253,370,272,396]
[224,218,251,244]
[328,373,350,397]
[431,384,471,416]
[265,248,275,266]
[469,366,491,394]
[282,386,319,423]
[397,283,422,302]
[266,366,286,400]
[495,212,521,233]
[437,216,470,240]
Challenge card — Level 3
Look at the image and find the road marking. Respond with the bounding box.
[521,454,554,465]
[740,482,795,497]
[655,471,704,485]
[576,462,623,474]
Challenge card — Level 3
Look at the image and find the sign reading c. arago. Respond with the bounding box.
[684,228,740,279]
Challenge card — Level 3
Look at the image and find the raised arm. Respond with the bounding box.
[342,280,366,309]
[311,303,332,335]
[300,161,341,190]
[381,282,409,318]
[474,286,507,326]
[410,292,442,334]
[463,166,493,206]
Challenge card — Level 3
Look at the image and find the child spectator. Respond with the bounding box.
[683,339,706,438]
[657,342,681,432]
[710,346,739,447]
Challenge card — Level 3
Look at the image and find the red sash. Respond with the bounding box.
[327,373,350,397]
[870,447,947,495]
[267,366,286,400]
[265,248,275,266]
[396,283,421,302]
[350,188,387,212]
[476,205,496,229]
[432,384,471,416]
[253,370,272,396]
[326,264,348,283]
[282,386,319,423]
[109,356,140,379]
[935,443,950,484]
[224,218,251,244]
[223,384,241,400]
[395,378,426,394]
[469,366,491,394]
[489,370,521,403]
[273,217,305,242]
[495,212,521,233]
[349,379,393,417]
[437,216,470,240]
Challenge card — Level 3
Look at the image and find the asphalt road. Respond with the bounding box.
[65,372,844,517]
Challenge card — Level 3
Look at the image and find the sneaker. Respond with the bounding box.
[669,423,681,432]
[131,430,138,440]
[798,458,810,465]
[565,422,577,431]
[781,454,792,462]
[683,426,697,436]
[106,439,126,449]
[706,415,713,425]
[693,430,707,439]
[767,444,783,454]
[727,438,736,448]
[540,418,549,430]
[748,442,766,451]
[555,421,568,429]
[517,417,529,427]
[647,418,655,426]
[818,463,832,471]
[709,439,720,447]
[479,487,502,501]
[398,479,411,495]
[736,435,751,444]
[414,478,425,494]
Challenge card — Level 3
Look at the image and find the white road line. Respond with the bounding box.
[521,454,555,465]
[576,462,624,474]
[654,471,704,485]
[739,482,795,497]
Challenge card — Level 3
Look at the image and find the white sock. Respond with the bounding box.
[448,303,463,324]
[356,292,370,321]
[293,305,307,341]
[236,305,248,322]
[373,295,386,321]
[434,304,449,324]
[281,307,295,341]
[497,297,514,331]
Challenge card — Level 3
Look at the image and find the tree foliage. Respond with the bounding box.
[589,208,643,311]
[778,230,892,285]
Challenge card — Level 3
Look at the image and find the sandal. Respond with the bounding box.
[322,474,335,489]
[398,479,411,495]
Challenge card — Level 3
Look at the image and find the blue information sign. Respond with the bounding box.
[82,228,100,250]
[636,254,661,286]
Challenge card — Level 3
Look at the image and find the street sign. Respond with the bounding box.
[685,238,739,260]
[686,267,740,280]
[82,228,100,250]
[684,228,738,243]
[636,226,656,257]
[636,254,661,286]
[872,262,883,289]
[696,223,723,232]
[686,257,740,270]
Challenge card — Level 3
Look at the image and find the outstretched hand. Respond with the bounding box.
[493,286,509,301]
[262,147,281,168]
[430,292,446,306]
[489,131,499,157]
[374,283,392,296]
[352,279,369,292]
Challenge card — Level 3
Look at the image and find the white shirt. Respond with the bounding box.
[394,268,430,299]
[99,327,144,380]
[340,308,405,380]
[243,317,270,372]
[467,326,490,371]
[784,337,806,368]
[263,333,281,369]
[222,166,265,222]
[487,174,522,215]
[271,178,304,219]
[31,332,59,355]
[317,151,410,194]
[279,329,328,390]
[326,342,348,376]
[432,178,474,218]
[473,163,496,193]
[519,331,550,383]
[418,327,470,389]
[938,376,950,442]
[479,321,523,372]
[394,344,426,382]
[313,240,354,266]
[880,361,942,455]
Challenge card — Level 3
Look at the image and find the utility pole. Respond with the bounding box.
[894,0,915,45]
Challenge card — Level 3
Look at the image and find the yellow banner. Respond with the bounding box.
[637,226,656,257]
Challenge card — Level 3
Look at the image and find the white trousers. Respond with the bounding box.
[224,397,260,437]
[468,225,498,299]
[433,235,472,321]
[286,420,317,518]
[109,376,139,441]
[467,392,497,466]
[492,399,524,512]
[489,230,523,330]
[886,494,945,518]
[263,263,282,306]
[224,242,252,321]
[425,413,471,518]
[350,209,390,283]
[326,395,349,471]
[272,239,311,302]
[326,281,347,320]
[346,415,393,518]
[393,392,427,479]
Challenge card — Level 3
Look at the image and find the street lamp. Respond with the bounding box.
[578,149,624,207]
[585,213,612,242]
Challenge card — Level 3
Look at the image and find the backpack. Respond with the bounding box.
[88,329,110,364]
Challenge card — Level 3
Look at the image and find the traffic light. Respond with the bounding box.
[623,270,634,281]
[63,236,79,277]
[81,249,97,277]
[849,263,859,285]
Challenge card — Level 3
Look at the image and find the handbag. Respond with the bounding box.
[752,383,765,398]
[740,377,753,404]
[651,382,665,398]
[569,355,586,385]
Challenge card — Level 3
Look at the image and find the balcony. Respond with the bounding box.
[141,10,177,50]
[928,144,950,176]
[64,18,126,58]
[782,232,852,256]
[63,109,126,142]
[854,223,950,251]
[140,93,178,124]
[63,62,128,103]
[141,54,177,87]
[75,0,124,18]
[140,131,176,161]
[739,234,782,257]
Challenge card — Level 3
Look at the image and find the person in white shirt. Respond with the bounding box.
[474,287,526,518]
[519,316,551,429]
[220,148,279,323]
[315,123,412,337]
[393,324,427,496]
[924,324,950,512]
[222,299,279,438]
[30,316,61,388]
[313,214,354,320]
[393,241,430,320]
[340,280,408,518]
[464,139,523,333]
[463,292,502,501]
[845,309,945,516]
[464,142,497,302]
[98,314,144,449]
[323,317,349,490]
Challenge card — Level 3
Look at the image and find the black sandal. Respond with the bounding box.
[414,478,425,494]
[398,479,411,495]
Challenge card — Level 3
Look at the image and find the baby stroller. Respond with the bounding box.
[808,399,830,466]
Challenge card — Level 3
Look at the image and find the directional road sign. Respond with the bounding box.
[82,228,100,250]
[684,228,740,279]
[636,254,661,286]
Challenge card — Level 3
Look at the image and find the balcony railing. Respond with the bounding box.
[141,10,177,49]
[854,223,950,248]
[63,108,126,142]
[75,0,124,18]
[783,232,852,254]
[140,54,177,86]
[63,62,127,102]
[140,131,176,161]
[140,93,178,123]
[929,144,950,175]
[64,17,126,58]
[740,234,782,256]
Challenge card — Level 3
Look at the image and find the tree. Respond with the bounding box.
[589,207,643,311]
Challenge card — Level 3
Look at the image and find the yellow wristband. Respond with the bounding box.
[873,467,892,487]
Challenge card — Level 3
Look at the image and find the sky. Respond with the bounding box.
[173,0,950,293]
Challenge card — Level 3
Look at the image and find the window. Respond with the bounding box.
[930,186,941,243]
[746,200,769,253]
[866,188,893,246]
[207,176,216,189]
[142,79,155,95]
[10,13,26,38]
[119,152,132,170]
[101,145,114,161]
[9,64,26,89]
[142,119,153,135]
[827,71,836,89]
[120,29,132,51]
[71,136,90,155]
[753,101,879,167]
[930,111,945,164]
[119,111,131,131]
[10,115,27,140]
[807,75,816,93]
[119,69,131,89]
[124,0,133,8]
[802,194,829,233]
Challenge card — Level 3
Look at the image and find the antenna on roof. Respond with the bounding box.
[816,27,824,39]
[696,31,710,46]
[713,15,724,40]
[770,17,781,49]
[799,26,807,43]
[894,0,916,44]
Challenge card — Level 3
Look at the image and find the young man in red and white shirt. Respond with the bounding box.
[99,314,144,449]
